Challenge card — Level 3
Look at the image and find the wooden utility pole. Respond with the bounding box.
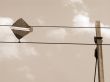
[95,21,104,82]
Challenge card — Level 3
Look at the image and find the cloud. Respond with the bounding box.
[18,66,35,81]
[64,0,87,10]
[66,0,91,27]
[99,23,110,38]
[37,18,45,25]
[47,28,66,41]
[68,0,83,4]
[73,14,91,27]
[26,73,35,80]
[65,0,110,38]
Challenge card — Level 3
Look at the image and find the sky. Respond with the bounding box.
[0,0,110,82]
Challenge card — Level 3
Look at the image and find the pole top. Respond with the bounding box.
[95,20,101,27]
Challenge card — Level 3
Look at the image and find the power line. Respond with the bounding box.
[0,41,110,45]
[0,25,110,29]
[30,26,110,29]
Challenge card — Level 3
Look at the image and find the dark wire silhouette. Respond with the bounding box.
[0,41,110,45]
[0,25,110,29]
[0,25,110,45]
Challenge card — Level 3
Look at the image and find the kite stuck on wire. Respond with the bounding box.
[11,18,33,43]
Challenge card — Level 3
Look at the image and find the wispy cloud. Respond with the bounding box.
[73,14,91,27]
[65,0,110,38]
[47,28,66,41]
[18,66,35,81]
[37,18,45,25]
[70,0,83,3]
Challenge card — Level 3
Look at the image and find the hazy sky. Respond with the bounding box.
[0,0,110,82]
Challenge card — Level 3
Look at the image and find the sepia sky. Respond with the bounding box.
[0,0,110,82]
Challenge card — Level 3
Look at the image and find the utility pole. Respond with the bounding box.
[94,21,105,82]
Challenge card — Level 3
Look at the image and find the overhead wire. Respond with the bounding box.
[0,25,110,45]
[0,24,108,82]
[0,25,110,29]
[0,41,110,45]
